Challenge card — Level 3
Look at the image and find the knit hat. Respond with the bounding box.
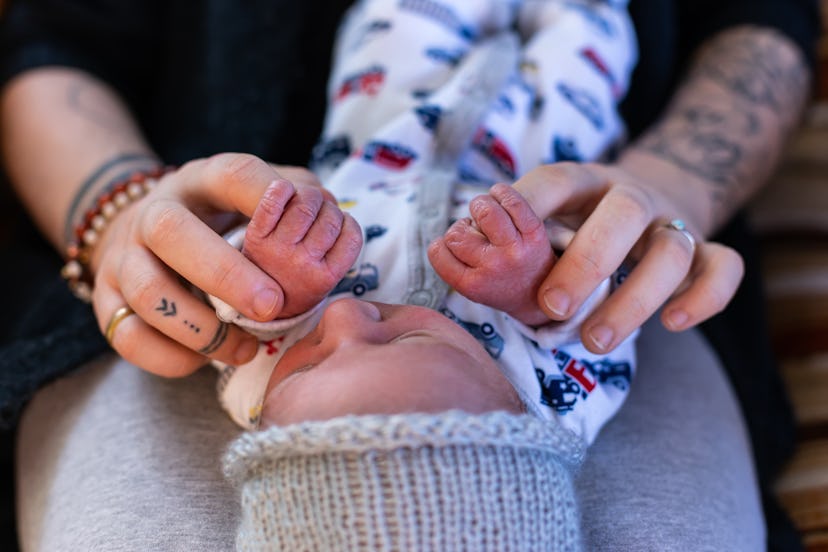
[223,410,585,551]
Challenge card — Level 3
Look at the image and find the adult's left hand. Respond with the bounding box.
[513,161,744,354]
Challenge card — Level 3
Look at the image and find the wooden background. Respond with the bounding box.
[754,1,828,549]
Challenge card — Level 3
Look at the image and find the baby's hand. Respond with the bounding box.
[243,180,363,319]
[429,183,554,326]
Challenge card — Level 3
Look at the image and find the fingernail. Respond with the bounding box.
[543,288,570,317]
[666,309,689,330]
[253,288,280,318]
[588,325,614,352]
[235,337,259,364]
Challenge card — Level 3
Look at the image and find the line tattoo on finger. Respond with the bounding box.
[199,322,229,355]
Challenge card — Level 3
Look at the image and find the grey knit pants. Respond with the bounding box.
[16,316,764,551]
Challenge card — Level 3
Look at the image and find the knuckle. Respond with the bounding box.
[125,268,160,308]
[569,248,605,281]
[143,200,187,248]
[609,186,652,226]
[207,153,262,183]
[626,293,651,321]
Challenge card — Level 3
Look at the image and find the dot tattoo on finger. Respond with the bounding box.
[183,320,201,333]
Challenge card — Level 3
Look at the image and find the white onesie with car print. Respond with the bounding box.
[212,0,639,445]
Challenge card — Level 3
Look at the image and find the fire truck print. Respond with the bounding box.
[362,141,418,170]
[536,348,632,413]
[580,47,623,99]
[336,66,386,102]
[471,128,516,179]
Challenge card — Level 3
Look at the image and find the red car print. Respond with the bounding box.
[580,47,622,99]
[361,141,418,170]
[472,128,516,179]
[335,66,385,102]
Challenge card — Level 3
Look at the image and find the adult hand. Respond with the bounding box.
[513,161,744,354]
[90,153,331,376]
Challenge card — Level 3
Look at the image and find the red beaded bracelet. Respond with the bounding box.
[61,166,174,302]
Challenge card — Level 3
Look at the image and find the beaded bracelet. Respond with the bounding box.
[61,166,173,302]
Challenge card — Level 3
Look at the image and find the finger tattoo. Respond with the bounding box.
[199,322,229,355]
[155,298,178,317]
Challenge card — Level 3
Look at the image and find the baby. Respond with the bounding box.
[212,0,638,444]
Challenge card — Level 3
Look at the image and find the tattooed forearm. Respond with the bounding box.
[199,322,230,355]
[636,25,809,225]
[639,101,764,205]
[63,152,159,246]
[692,27,809,120]
[67,82,126,132]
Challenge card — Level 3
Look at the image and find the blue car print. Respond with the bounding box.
[535,369,581,412]
[332,264,380,296]
[586,359,633,391]
[439,307,504,359]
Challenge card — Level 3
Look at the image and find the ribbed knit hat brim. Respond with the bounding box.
[224,410,585,552]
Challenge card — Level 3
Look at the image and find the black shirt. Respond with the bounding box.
[0,1,821,549]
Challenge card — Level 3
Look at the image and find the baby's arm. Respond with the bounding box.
[243,179,363,319]
[429,184,554,326]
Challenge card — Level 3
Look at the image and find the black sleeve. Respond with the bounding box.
[0,0,162,107]
[676,0,820,68]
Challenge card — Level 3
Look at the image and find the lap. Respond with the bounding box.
[577,316,764,551]
[16,354,241,551]
[16,318,764,551]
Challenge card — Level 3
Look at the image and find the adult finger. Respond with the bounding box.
[117,246,259,366]
[660,242,744,331]
[176,153,297,218]
[511,162,609,222]
[92,281,209,377]
[139,197,285,321]
[539,184,653,320]
[578,222,695,353]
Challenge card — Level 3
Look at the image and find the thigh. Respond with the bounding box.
[16,354,242,552]
[577,317,765,552]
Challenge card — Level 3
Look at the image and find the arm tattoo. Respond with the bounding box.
[693,27,809,118]
[67,82,122,132]
[63,152,159,246]
[639,102,763,205]
[638,26,809,216]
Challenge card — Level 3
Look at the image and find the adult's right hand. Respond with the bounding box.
[89,153,331,376]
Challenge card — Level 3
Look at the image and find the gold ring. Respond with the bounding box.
[105,306,135,345]
[664,219,696,252]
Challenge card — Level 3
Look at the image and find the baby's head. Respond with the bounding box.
[260,298,523,427]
